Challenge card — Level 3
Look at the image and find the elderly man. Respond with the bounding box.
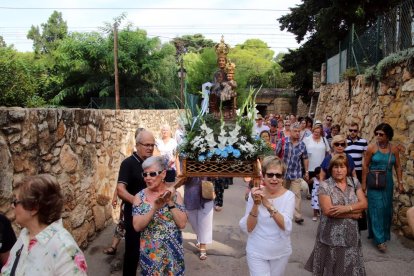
[275,122,309,224]
[117,130,155,276]
[253,114,270,137]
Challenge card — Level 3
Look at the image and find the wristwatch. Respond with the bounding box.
[268,206,278,217]
[168,204,176,210]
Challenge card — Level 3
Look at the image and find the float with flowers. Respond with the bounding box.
[178,36,271,179]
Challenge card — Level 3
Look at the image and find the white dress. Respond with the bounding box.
[303,136,329,172]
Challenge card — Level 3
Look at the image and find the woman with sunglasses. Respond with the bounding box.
[2,175,87,276]
[320,135,357,181]
[239,156,295,276]
[132,156,187,275]
[362,123,403,253]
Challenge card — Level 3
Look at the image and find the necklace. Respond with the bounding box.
[378,142,388,149]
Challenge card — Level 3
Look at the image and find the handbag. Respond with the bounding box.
[350,177,367,231]
[366,144,392,190]
[201,181,215,200]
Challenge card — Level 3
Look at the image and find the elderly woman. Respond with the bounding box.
[362,123,403,253]
[1,174,87,276]
[305,154,367,275]
[239,156,295,276]
[156,124,178,183]
[132,156,187,275]
[304,124,330,197]
[320,134,356,180]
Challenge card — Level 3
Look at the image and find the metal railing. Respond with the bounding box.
[327,0,414,82]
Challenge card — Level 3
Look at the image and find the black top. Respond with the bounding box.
[0,213,17,270]
[117,152,146,222]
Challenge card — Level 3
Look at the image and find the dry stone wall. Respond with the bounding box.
[0,108,182,247]
[315,62,414,238]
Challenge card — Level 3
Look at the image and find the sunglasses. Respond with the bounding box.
[285,124,291,127]
[142,171,163,177]
[349,129,358,133]
[139,142,155,148]
[265,173,284,179]
[11,198,22,207]
[326,118,332,122]
[375,132,385,137]
[333,142,346,147]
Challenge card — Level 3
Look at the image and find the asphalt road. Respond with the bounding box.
[84,178,414,276]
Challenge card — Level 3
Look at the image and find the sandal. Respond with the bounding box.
[199,249,207,260]
[377,243,387,253]
[103,246,117,255]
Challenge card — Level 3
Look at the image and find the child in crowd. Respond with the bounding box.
[311,167,321,221]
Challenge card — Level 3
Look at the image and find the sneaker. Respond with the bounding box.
[312,216,317,221]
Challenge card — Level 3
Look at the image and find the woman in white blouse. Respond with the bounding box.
[239,156,295,276]
[2,174,87,276]
[156,124,178,183]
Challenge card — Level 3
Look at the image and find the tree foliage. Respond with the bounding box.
[279,0,402,99]
[172,34,215,54]
[0,47,38,106]
[27,11,68,55]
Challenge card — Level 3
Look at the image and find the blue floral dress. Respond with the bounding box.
[132,190,185,276]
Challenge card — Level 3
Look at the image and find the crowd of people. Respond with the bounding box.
[0,113,410,276]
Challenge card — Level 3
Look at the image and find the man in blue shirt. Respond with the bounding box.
[275,122,309,224]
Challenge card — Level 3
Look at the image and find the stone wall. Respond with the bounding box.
[296,98,310,118]
[0,108,182,247]
[315,62,414,238]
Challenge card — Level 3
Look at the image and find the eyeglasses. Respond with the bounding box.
[142,171,163,178]
[349,129,358,133]
[333,142,346,147]
[11,198,22,207]
[375,132,385,137]
[326,118,332,122]
[285,124,290,127]
[265,173,284,179]
[139,142,155,148]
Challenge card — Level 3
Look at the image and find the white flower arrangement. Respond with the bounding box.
[179,87,272,162]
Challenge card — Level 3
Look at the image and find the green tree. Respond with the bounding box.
[172,34,215,54]
[278,0,402,99]
[0,36,6,48]
[27,11,68,55]
[0,47,38,106]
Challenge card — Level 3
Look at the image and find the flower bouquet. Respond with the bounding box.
[179,88,272,177]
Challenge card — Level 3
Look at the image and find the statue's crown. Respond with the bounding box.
[215,35,230,57]
[225,61,236,73]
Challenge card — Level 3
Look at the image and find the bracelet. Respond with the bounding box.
[249,212,258,218]
[168,205,176,210]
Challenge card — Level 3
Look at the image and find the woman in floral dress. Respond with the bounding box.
[133,156,187,275]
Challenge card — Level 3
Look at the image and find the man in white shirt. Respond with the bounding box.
[253,114,270,137]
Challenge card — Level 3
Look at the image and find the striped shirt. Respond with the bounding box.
[345,136,368,171]
[275,137,308,180]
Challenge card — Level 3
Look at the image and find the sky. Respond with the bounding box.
[0,0,303,55]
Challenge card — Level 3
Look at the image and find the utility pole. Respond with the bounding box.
[114,22,120,110]
[180,57,184,109]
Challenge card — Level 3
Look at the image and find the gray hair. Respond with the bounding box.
[142,156,167,171]
[291,122,301,129]
[135,127,145,142]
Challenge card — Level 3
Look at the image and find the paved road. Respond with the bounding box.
[84,178,414,276]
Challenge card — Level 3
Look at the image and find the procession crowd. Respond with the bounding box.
[1,114,413,276]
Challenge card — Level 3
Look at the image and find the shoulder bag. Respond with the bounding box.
[201,181,215,200]
[366,144,392,190]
